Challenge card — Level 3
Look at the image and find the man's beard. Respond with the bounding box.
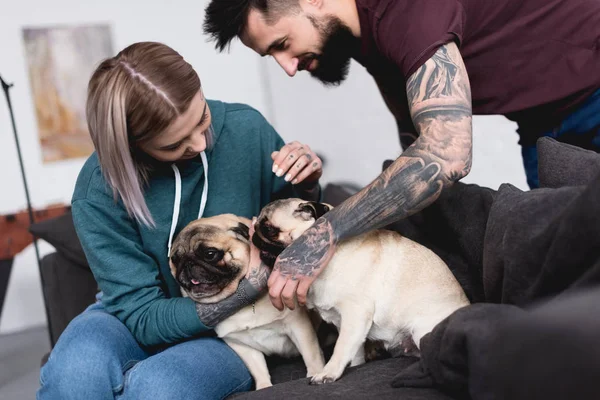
[309,16,357,86]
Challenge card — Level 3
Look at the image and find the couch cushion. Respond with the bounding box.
[537,137,600,188]
[230,357,455,400]
[40,252,97,344]
[321,183,362,207]
[29,211,89,269]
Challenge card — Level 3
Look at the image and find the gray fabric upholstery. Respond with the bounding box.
[232,357,454,400]
[40,252,97,345]
[537,137,600,188]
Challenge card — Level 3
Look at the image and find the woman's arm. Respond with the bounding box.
[72,195,207,347]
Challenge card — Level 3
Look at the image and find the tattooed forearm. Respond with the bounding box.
[272,42,472,281]
[326,42,472,241]
[195,256,271,326]
[195,278,262,327]
[246,258,270,290]
[276,218,336,278]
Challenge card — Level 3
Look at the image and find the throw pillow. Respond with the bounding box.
[29,211,89,269]
[537,137,600,188]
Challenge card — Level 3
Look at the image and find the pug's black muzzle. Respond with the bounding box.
[252,222,286,267]
[174,255,239,295]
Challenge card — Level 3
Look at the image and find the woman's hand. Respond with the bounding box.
[272,141,323,186]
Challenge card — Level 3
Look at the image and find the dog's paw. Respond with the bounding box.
[306,370,320,378]
[309,372,339,385]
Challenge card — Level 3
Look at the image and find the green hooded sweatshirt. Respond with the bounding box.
[72,100,299,348]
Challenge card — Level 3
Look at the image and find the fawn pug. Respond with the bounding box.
[169,214,324,390]
[252,199,470,384]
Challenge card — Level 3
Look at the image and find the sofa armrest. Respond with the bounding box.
[41,251,97,345]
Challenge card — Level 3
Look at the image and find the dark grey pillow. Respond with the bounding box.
[29,211,89,269]
[537,137,600,188]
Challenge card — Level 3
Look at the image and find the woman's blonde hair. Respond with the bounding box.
[86,41,208,227]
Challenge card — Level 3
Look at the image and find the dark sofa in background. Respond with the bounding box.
[31,138,600,399]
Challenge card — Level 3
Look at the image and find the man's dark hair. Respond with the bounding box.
[203,0,301,52]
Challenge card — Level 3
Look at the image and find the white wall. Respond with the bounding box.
[0,2,528,335]
[263,59,528,190]
[0,0,268,334]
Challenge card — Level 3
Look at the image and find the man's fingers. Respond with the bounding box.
[268,275,286,311]
[297,278,312,307]
[281,279,299,310]
[268,267,280,287]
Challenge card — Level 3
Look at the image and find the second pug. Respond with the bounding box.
[169,214,325,390]
[253,199,470,384]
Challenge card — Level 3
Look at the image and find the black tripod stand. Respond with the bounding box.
[1,73,54,347]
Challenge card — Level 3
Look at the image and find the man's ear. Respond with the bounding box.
[302,0,324,11]
[296,201,331,220]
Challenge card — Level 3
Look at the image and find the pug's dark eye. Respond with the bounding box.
[203,248,222,262]
[260,223,280,239]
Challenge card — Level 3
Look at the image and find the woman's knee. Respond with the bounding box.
[124,337,253,400]
[38,309,146,399]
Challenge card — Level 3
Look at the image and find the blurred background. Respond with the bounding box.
[0,0,527,397]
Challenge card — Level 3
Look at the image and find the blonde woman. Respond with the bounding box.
[37,42,323,399]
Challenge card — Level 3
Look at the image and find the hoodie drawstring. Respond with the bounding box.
[167,151,209,257]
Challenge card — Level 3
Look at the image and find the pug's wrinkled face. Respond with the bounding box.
[169,214,251,303]
[252,199,331,267]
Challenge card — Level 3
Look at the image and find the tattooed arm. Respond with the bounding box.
[268,42,473,310]
[195,260,270,327]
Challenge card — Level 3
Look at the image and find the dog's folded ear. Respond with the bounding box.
[230,222,250,241]
[297,201,331,220]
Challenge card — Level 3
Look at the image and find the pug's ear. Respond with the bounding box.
[295,201,331,220]
[230,222,250,241]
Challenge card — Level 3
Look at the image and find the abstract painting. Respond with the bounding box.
[22,24,113,163]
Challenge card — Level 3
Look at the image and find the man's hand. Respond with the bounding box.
[268,218,336,310]
[267,41,473,311]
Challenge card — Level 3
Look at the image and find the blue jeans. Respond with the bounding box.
[37,300,253,400]
[521,89,600,189]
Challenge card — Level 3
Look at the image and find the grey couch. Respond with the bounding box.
[33,138,600,399]
[34,182,453,400]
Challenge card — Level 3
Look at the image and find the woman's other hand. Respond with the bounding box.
[272,141,323,186]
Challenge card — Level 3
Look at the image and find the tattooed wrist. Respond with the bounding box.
[246,261,270,293]
[276,218,336,278]
[195,279,259,327]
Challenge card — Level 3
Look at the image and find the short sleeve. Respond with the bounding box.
[375,0,465,78]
